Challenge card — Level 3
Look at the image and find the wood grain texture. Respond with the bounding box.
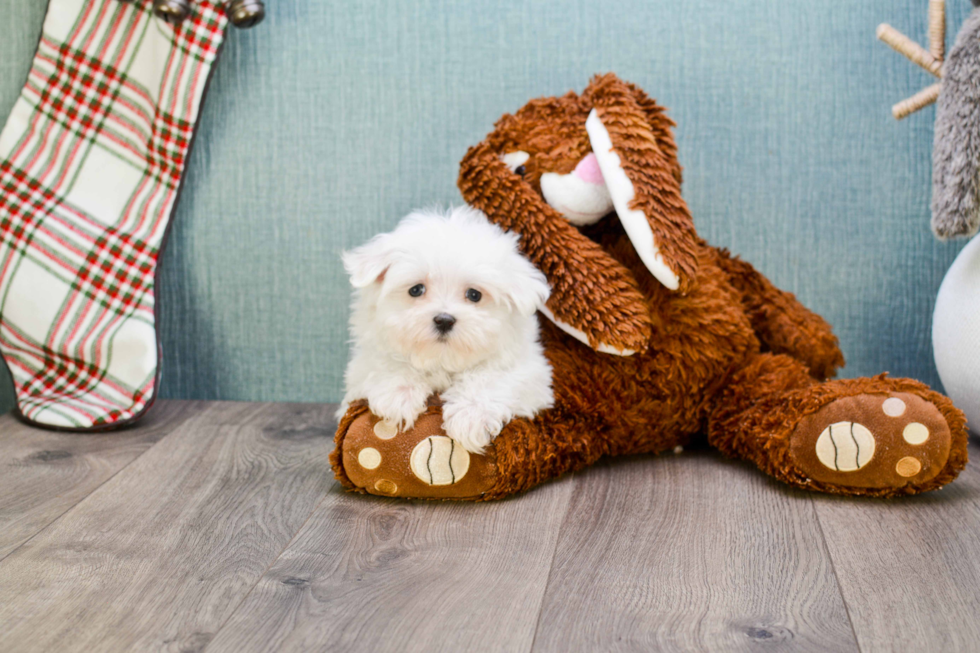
[0,401,337,653]
[813,440,980,653]
[206,476,576,653]
[0,400,977,653]
[531,450,858,653]
[0,401,199,560]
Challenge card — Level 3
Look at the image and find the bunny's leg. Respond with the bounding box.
[708,353,968,496]
[713,249,845,380]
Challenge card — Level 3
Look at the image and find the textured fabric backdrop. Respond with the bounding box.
[0,0,971,412]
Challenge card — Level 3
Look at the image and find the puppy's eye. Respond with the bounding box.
[514,165,526,177]
[408,284,425,297]
[465,288,482,302]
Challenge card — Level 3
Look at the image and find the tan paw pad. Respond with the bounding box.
[815,422,875,471]
[410,436,470,486]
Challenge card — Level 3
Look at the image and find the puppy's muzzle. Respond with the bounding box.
[433,313,456,335]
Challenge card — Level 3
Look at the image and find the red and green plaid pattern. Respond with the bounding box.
[0,0,227,429]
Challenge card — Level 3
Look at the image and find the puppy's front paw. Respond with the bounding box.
[366,382,429,431]
[442,401,506,454]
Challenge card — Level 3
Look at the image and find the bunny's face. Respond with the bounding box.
[492,96,614,226]
[458,74,699,356]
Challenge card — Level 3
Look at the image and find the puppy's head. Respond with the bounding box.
[344,206,549,372]
[458,73,701,355]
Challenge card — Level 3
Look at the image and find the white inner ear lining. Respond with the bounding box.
[538,305,635,356]
[585,109,680,291]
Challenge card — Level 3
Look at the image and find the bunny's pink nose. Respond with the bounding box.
[573,152,605,185]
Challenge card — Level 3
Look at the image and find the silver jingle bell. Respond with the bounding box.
[226,0,265,29]
[153,0,192,24]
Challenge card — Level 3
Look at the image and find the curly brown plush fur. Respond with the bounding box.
[332,73,968,500]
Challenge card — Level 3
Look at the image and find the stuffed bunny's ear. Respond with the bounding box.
[586,109,679,290]
[585,74,701,293]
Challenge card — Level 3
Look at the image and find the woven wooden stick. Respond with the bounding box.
[877,24,943,77]
[892,82,942,119]
[928,0,946,61]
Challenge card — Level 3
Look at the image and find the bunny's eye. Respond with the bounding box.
[501,151,530,176]
[465,288,482,302]
[408,284,425,297]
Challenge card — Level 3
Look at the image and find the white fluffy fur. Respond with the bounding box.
[338,206,555,454]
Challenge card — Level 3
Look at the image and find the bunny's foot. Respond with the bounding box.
[709,354,969,496]
[332,399,608,500]
[788,391,958,491]
[331,400,498,500]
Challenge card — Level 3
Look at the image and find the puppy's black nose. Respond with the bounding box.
[433,313,456,334]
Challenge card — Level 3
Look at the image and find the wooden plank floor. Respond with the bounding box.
[0,401,977,653]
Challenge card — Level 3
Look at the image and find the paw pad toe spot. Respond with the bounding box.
[373,420,398,440]
[902,422,929,445]
[896,456,922,477]
[374,479,398,494]
[357,447,382,469]
[882,397,907,417]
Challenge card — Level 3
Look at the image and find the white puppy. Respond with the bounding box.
[338,206,554,453]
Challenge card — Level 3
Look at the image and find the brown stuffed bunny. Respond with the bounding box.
[331,74,968,501]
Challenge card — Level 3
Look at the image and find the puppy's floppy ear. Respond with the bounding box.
[498,242,551,317]
[459,141,653,355]
[583,73,701,293]
[343,232,397,288]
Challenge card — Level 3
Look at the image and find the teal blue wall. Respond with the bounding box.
[0,0,971,411]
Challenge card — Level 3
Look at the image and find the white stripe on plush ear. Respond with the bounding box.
[585,109,680,291]
[538,305,636,356]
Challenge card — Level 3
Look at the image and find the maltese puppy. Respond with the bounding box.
[338,205,554,453]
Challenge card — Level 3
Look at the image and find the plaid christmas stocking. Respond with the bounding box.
[0,0,227,429]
